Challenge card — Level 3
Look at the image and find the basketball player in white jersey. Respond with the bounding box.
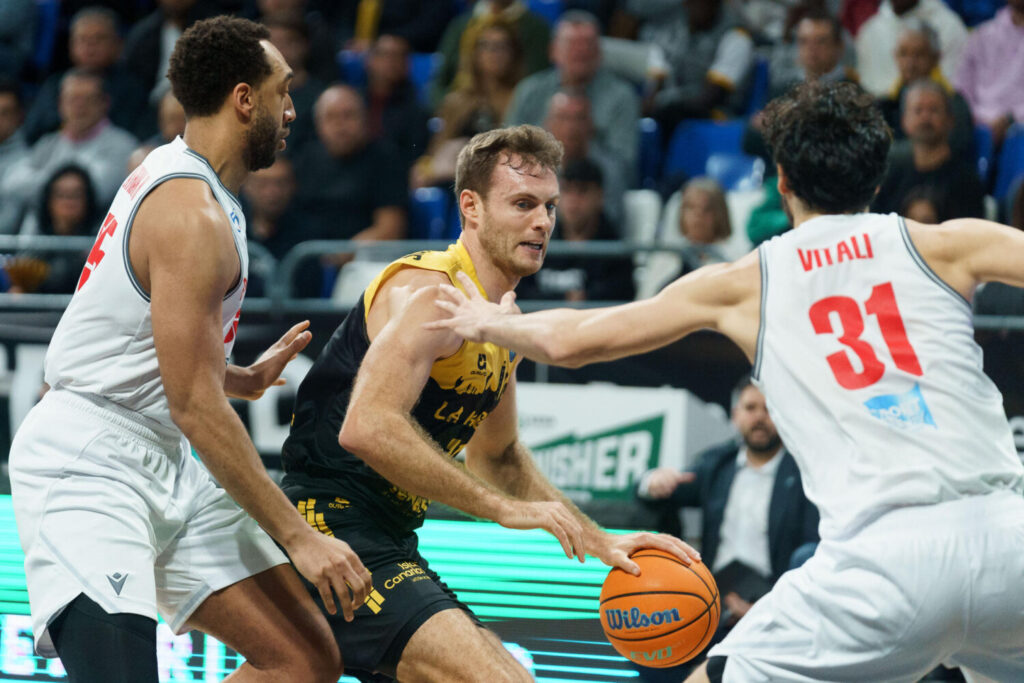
[8,17,370,682]
[429,80,1024,682]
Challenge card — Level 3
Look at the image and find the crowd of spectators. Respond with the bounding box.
[1,0,1023,309]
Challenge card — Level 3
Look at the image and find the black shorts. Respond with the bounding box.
[283,489,480,680]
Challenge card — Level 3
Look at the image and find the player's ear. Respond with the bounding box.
[459,190,481,230]
[231,82,256,121]
[776,165,789,196]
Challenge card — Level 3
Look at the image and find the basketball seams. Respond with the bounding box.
[600,550,721,666]
[599,589,709,606]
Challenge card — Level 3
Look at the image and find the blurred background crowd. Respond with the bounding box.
[0,0,1022,310]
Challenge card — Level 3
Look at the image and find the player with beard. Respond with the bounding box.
[8,17,369,683]
[279,125,698,682]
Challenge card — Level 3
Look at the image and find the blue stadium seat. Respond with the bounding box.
[32,0,61,74]
[705,153,765,192]
[994,124,1024,201]
[409,52,442,105]
[409,187,451,240]
[663,120,745,180]
[638,118,662,189]
[744,57,770,116]
[527,0,564,25]
[337,50,367,88]
[974,124,993,185]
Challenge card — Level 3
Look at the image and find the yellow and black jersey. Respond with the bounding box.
[281,241,517,535]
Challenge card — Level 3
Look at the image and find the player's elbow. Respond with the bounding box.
[540,334,587,368]
[338,407,375,457]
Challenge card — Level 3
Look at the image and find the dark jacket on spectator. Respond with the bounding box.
[639,440,819,584]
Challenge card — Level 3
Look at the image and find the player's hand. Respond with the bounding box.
[496,500,586,562]
[596,531,701,575]
[287,529,372,622]
[645,468,695,499]
[230,321,313,400]
[425,271,519,341]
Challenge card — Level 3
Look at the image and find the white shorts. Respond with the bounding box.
[709,491,1024,682]
[9,390,288,657]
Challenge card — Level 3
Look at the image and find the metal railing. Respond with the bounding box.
[2,236,1024,330]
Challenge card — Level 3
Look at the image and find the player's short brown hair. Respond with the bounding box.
[168,16,272,118]
[455,125,563,203]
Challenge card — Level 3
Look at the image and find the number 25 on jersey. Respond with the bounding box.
[76,212,118,291]
[809,282,923,390]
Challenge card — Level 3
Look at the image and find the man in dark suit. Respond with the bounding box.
[635,376,819,678]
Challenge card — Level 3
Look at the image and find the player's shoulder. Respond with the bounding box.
[139,176,226,228]
[133,178,234,263]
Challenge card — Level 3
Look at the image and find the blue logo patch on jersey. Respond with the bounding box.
[229,210,241,232]
[864,383,936,430]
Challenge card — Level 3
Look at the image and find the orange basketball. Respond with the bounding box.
[599,549,720,668]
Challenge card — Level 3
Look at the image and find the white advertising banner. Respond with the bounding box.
[516,383,733,503]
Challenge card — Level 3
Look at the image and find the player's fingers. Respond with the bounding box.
[435,283,461,302]
[547,519,574,559]
[432,299,459,314]
[499,290,517,310]
[287,330,313,354]
[618,552,641,576]
[316,578,337,616]
[640,533,698,565]
[677,471,696,483]
[273,378,286,386]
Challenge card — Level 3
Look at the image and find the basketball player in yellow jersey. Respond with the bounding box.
[279,125,700,681]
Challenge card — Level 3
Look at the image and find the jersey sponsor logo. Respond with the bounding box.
[797,232,874,272]
[864,383,936,430]
[604,606,680,631]
[383,561,428,590]
[363,587,386,614]
[106,571,129,596]
[121,165,149,199]
[229,209,242,233]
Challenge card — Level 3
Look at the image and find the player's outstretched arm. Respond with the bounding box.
[906,218,1024,299]
[464,375,702,573]
[430,256,761,368]
[337,275,587,561]
[135,180,370,621]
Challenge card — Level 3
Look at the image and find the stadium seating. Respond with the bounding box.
[337,49,367,88]
[744,57,771,116]
[528,0,564,25]
[409,52,442,105]
[409,186,452,240]
[974,124,993,185]
[705,153,766,192]
[638,118,663,189]
[32,0,60,75]
[994,125,1024,201]
[663,120,745,181]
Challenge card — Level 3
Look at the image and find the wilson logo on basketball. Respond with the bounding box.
[604,606,681,631]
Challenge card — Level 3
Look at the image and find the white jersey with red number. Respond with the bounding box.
[44,137,248,430]
[755,212,1023,540]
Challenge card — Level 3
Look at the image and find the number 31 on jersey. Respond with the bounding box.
[809,281,923,390]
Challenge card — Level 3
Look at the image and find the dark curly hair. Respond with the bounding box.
[168,16,272,118]
[762,81,891,214]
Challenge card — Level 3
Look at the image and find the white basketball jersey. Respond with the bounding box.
[756,212,1023,540]
[44,137,248,430]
